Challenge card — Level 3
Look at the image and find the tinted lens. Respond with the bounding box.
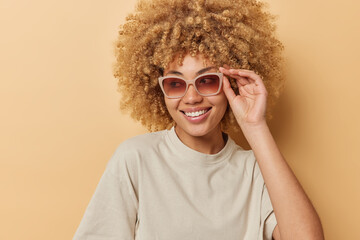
[162,77,187,97]
[195,74,220,95]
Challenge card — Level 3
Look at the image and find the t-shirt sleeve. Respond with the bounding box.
[73,146,139,240]
[261,183,277,240]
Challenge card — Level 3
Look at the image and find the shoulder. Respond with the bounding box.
[106,130,168,174]
[116,130,166,153]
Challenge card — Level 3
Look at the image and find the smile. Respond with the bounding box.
[181,108,211,118]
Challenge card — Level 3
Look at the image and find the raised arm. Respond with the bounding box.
[220,67,324,240]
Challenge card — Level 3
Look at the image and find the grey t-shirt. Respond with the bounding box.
[74,127,277,240]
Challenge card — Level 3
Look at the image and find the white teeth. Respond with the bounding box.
[184,109,208,117]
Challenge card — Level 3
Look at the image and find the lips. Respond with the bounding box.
[180,107,212,123]
[180,107,212,117]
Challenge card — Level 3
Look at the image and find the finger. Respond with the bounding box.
[222,75,237,102]
[235,77,251,86]
[224,71,250,84]
[228,69,268,94]
[220,67,250,85]
[226,73,250,85]
[238,87,250,101]
[228,69,263,86]
[239,84,256,98]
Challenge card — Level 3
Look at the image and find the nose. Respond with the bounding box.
[182,84,203,104]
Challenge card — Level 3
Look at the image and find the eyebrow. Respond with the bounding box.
[165,66,217,76]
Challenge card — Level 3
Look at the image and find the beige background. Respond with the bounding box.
[0,0,359,239]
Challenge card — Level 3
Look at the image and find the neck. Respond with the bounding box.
[175,125,226,154]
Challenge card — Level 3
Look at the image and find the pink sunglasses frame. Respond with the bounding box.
[158,72,223,99]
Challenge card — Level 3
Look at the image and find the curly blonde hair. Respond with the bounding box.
[114,0,284,132]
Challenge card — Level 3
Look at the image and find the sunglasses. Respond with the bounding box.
[158,72,223,99]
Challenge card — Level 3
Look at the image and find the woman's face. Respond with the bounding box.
[163,54,228,140]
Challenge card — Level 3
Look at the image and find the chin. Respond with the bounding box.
[177,122,220,138]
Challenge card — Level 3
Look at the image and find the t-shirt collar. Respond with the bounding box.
[166,126,235,166]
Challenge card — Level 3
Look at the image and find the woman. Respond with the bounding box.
[74,0,324,239]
